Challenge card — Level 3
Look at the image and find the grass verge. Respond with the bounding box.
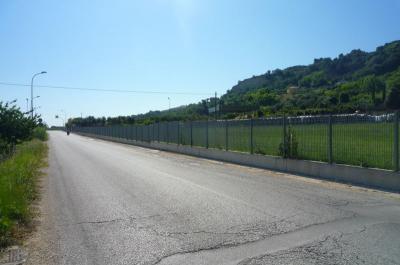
[0,139,48,248]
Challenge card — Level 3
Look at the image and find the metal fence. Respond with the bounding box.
[74,112,400,171]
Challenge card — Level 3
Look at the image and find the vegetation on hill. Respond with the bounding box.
[68,40,400,127]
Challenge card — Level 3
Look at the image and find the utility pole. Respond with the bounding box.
[168,97,171,112]
[26,98,29,113]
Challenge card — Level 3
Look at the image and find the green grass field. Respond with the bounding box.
[79,120,399,171]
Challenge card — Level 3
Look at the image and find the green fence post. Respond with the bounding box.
[135,126,137,141]
[190,121,193,147]
[328,114,333,164]
[250,118,254,154]
[283,114,287,158]
[167,122,169,144]
[157,123,160,142]
[225,120,228,151]
[152,124,155,142]
[206,120,209,149]
[177,121,180,146]
[394,111,399,172]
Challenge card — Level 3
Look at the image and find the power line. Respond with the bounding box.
[0,81,212,96]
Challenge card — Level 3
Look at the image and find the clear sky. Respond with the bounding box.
[1,0,399,126]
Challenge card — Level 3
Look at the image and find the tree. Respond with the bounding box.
[0,101,39,158]
[385,86,400,110]
[0,102,37,145]
[361,75,385,105]
[339,93,350,104]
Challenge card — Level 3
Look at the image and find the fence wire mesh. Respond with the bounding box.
[168,121,179,144]
[227,120,251,153]
[208,120,226,150]
[253,117,283,156]
[288,116,329,162]
[332,114,394,169]
[74,112,399,171]
[192,121,207,147]
[179,122,191,145]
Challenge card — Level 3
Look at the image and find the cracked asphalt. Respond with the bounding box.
[33,131,400,265]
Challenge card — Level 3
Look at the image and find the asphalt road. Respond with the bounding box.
[39,131,400,265]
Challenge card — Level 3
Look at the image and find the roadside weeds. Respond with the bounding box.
[0,139,48,252]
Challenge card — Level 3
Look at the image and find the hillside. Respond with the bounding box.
[221,40,400,115]
[69,40,400,127]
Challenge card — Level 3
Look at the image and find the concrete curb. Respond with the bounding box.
[76,132,400,193]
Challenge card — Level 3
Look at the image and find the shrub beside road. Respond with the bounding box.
[0,101,48,248]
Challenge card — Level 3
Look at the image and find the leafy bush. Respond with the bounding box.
[385,86,400,109]
[33,127,48,141]
[0,102,37,145]
[0,101,44,161]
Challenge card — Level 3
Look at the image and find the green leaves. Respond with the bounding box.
[0,102,38,145]
[385,86,400,110]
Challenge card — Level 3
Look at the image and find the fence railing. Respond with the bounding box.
[73,112,400,171]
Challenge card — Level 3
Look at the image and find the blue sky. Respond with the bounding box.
[1,0,399,126]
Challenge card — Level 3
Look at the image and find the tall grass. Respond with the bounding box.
[0,139,48,248]
[32,127,48,141]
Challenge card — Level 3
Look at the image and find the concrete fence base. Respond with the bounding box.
[76,132,400,193]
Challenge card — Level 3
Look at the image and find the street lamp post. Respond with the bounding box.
[31,71,47,118]
[26,96,40,115]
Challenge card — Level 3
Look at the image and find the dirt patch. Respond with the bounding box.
[23,168,59,265]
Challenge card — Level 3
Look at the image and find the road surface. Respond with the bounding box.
[30,131,400,264]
